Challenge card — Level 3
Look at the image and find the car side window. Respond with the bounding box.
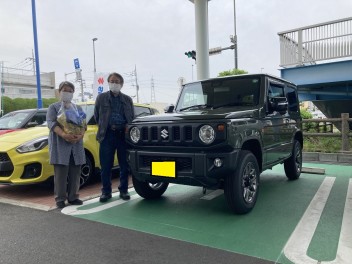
[30,113,46,125]
[268,84,285,98]
[267,83,286,114]
[285,86,299,112]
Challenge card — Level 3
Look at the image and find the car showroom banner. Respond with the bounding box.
[92,72,110,100]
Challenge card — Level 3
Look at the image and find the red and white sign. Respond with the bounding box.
[92,72,109,100]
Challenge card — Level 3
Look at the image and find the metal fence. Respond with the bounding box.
[278,17,352,67]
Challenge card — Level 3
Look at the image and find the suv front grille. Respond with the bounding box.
[139,125,194,145]
[140,156,192,172]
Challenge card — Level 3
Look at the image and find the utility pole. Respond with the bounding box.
[151,76,155,103]
[192,64,194,81]
[134,65,139,103]
[92,38,98,73]
[231,0,238,69]
[64,71,76,81]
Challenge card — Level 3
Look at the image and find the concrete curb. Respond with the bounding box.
[303,152,352,164]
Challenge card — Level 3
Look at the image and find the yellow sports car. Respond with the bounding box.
[0,102,159,187]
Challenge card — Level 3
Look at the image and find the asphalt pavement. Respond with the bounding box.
[0,203,273,264]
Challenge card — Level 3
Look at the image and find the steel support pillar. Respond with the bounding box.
[194,0,210,80]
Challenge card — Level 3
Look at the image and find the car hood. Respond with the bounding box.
[0,126,49,151]
[133,108,258,123]
[0,129,20,136]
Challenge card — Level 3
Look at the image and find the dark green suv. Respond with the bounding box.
[126,74,303,214]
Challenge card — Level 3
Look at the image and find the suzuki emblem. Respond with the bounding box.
[161,129,169,139]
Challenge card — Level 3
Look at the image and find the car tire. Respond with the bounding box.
[284,140,302,180]
[224,150,260,214]
[80,153,94,187]
[132,175,169,199]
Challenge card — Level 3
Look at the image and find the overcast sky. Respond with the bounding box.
[0,0,351,104]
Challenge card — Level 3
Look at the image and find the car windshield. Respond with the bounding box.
[135,105,155,117]
[175,77,260,112]
[78,104,95,122]
[0,111,33,129]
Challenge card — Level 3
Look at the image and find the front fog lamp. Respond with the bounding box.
[214,158,223,167]
[199,125,215,144]
[130,127,140,143]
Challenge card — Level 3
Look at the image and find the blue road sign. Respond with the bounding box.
[74,58,80,69]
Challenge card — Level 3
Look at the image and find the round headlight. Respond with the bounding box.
[130,127,140,143]
[199,125,215,144]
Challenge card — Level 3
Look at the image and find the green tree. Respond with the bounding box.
[1,96,57,115]
[300,108,312,119]
[218,68,248,77]
[300,108,314,131]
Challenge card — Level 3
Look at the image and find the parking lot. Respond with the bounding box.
[52,163,352,264]
[1,162,351,263]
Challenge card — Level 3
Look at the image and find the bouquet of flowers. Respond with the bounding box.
[57,102,87,135]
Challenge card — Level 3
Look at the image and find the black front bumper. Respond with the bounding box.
[127,149,240,188]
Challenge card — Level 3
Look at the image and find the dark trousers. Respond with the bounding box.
[53,163,80,203]
[99,128,129,194]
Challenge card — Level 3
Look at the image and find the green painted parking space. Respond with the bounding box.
[62,163,352,264]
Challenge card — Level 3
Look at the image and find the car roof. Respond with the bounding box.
[3,108,48,115]
[77,101,153,108]
[187,73,297,87]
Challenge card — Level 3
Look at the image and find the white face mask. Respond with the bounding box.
[60,91,73,102]
[109,83,122,93]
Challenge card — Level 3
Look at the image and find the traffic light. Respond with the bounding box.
[185,50,196,61]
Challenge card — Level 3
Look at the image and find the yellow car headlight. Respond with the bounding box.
[16,136,49,153]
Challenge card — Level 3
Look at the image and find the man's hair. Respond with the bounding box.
[107,72,124,85]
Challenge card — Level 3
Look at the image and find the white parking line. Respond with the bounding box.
[283,177,352,264]
[327,178,352,264]
[61,189,139,216]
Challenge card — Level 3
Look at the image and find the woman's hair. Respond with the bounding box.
[58,81,75,92]
[107,72,124,85]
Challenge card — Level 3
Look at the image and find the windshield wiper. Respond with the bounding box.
[179,104,212,112]
[213,102,241,109]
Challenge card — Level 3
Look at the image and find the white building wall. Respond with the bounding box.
[1,68,56,99]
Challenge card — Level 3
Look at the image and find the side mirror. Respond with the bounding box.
[26,121,38,128]
[269,97,288,114]
[164,104,175,113]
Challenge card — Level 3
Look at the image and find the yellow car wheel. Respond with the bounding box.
[80,154,94,187]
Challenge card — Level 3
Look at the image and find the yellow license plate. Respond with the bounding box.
[151,161,176,178]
